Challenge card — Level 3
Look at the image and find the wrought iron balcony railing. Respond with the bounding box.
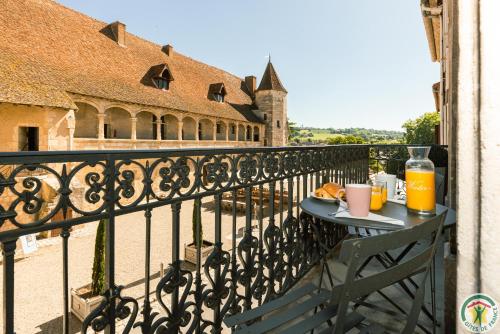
[0,144,447,334]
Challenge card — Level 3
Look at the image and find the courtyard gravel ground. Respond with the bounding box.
[0,198,258,333]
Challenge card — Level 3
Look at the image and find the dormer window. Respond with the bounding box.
[154,76,169,90]
[147,64,174,91]
[214,93,224,103]
[208,83,227,103]
[154,70,171,90]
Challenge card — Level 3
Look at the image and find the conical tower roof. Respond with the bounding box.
[257,61,287,93]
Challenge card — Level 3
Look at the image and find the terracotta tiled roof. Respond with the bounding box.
[257,61,287,93]
[0,0,262,123]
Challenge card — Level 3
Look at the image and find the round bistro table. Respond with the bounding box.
[300,197,456,333]
[300,197,456,232]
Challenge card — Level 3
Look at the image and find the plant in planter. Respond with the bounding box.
[184,199,214,265]
[71,219,107,321]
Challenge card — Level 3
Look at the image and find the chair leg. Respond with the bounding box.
[430,256,436,334]
[374,254,436,323]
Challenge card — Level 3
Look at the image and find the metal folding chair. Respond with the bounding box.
[223,211,446,334]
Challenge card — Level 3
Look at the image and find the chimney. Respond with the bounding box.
[162,44,174,58]
[245,76,256,96]
[109,21,126,47]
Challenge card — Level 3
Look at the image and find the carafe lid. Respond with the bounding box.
[407,146,431,159]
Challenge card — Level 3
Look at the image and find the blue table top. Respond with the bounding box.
[300,197,456,231]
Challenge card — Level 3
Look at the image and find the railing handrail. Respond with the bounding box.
[0,144,447,164]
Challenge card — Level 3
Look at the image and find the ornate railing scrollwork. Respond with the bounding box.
[0,145,447,334]
[81,286,138,334]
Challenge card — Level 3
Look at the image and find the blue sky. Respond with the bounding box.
[58,0,438,131]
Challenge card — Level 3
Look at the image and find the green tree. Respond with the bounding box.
[287,119,299,141]
[326,135,366,145]
[402,112,440,144]
[91,218,106,296]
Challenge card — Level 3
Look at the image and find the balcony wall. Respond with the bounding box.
[73,138,262,150]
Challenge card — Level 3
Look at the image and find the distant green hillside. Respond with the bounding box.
[290,127,404,144]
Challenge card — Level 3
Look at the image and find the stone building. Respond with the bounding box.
[0,0,288,152]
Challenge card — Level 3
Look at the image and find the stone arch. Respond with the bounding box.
[253,126,260,142]
[161,114,179,140]
[74,102,99,138]
[228,122,237,141]
[136,110,156,140]
[198,118,214,140]
[238,124,246,141]
[103,102,130,111]
[73,99,101,111]
[182,116,196,140]
[104,107,132,139]
[216,121,227,141]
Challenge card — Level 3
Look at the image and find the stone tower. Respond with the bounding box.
[255,61,288,146]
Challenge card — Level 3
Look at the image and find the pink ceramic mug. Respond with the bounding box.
[343,184,372,217]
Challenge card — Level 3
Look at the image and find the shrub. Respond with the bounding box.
[91,218,106,296]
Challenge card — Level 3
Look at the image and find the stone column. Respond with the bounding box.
[235,123,239,141]
[196,121,200,141]
[66,110,76,150]
[213,122,217,141]
[97,113,105,140]
[178,121,183,140]
[249,126,253,142]
[156,118,162,141]
[131,117,137,140]
[225,124,229,141]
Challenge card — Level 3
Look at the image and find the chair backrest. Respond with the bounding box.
[330,211,446,334]
[435,169,446,205]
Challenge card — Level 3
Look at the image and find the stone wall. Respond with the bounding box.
[136,111,154,140]
[73,138,262,151]
[74,103,99,138]
[0,103,71,152]
[454,1,500,332]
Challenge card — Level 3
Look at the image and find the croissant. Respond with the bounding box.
[322,183,344,198]
[314,188,334,198]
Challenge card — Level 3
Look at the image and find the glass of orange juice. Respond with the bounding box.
[380,181,388,203]
[370,182,384,211]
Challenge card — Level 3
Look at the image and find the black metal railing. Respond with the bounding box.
[0,145,369,334]
[0,144,447,333]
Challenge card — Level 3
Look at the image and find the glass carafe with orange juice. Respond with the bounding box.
[405,146,435,215]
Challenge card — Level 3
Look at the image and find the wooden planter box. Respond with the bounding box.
[71,284,105,322]
[184,240,215,265]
